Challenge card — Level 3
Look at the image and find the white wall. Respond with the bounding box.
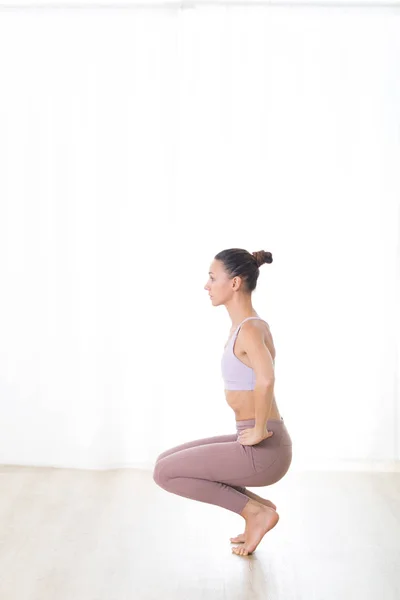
[0,4,399,471]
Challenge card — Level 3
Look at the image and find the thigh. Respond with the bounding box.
[155,439,258,485]
[156,433,237,463]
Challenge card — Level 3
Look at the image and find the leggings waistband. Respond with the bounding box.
[235,417,284,431]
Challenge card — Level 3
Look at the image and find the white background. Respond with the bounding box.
[0,2,399,471]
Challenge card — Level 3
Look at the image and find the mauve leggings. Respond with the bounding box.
[153,417,292,515]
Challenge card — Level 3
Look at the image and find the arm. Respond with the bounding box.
[240,322,276,433]
[253,381,275,434]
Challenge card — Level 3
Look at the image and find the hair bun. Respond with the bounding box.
[252,250,273,267]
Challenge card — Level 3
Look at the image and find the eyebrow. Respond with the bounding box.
[208,272,214,275]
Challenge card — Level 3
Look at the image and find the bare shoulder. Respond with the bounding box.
[239,318,276,361]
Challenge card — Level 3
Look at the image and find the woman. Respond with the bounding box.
[153,248,292,556]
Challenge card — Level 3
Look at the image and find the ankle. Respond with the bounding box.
[241,498,262,518]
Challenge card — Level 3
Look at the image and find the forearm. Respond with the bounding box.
[253,381,275,433]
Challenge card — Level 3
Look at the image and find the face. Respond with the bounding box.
[204,259,239,305]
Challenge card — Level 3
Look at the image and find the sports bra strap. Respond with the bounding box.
[234,316,266,335]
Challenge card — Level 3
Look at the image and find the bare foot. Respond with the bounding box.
[229,493,276,544]
[231,505,279,556]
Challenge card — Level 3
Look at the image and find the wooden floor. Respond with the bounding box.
[0,466,399,600]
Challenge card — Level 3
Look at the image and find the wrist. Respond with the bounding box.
[254,425,267,435]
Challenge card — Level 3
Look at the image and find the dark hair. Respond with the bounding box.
[214,248,273,293]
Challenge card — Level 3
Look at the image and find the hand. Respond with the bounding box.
[237,427,274,446]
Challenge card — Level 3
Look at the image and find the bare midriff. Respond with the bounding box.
[224,319,282,422]
[224,389,281,422]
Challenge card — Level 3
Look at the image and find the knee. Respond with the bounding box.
[155,450,168,462]
[153,453,166,482]
[153,459,168,488]
[153,461,161,484]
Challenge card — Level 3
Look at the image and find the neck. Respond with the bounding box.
[225,298,258,329]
